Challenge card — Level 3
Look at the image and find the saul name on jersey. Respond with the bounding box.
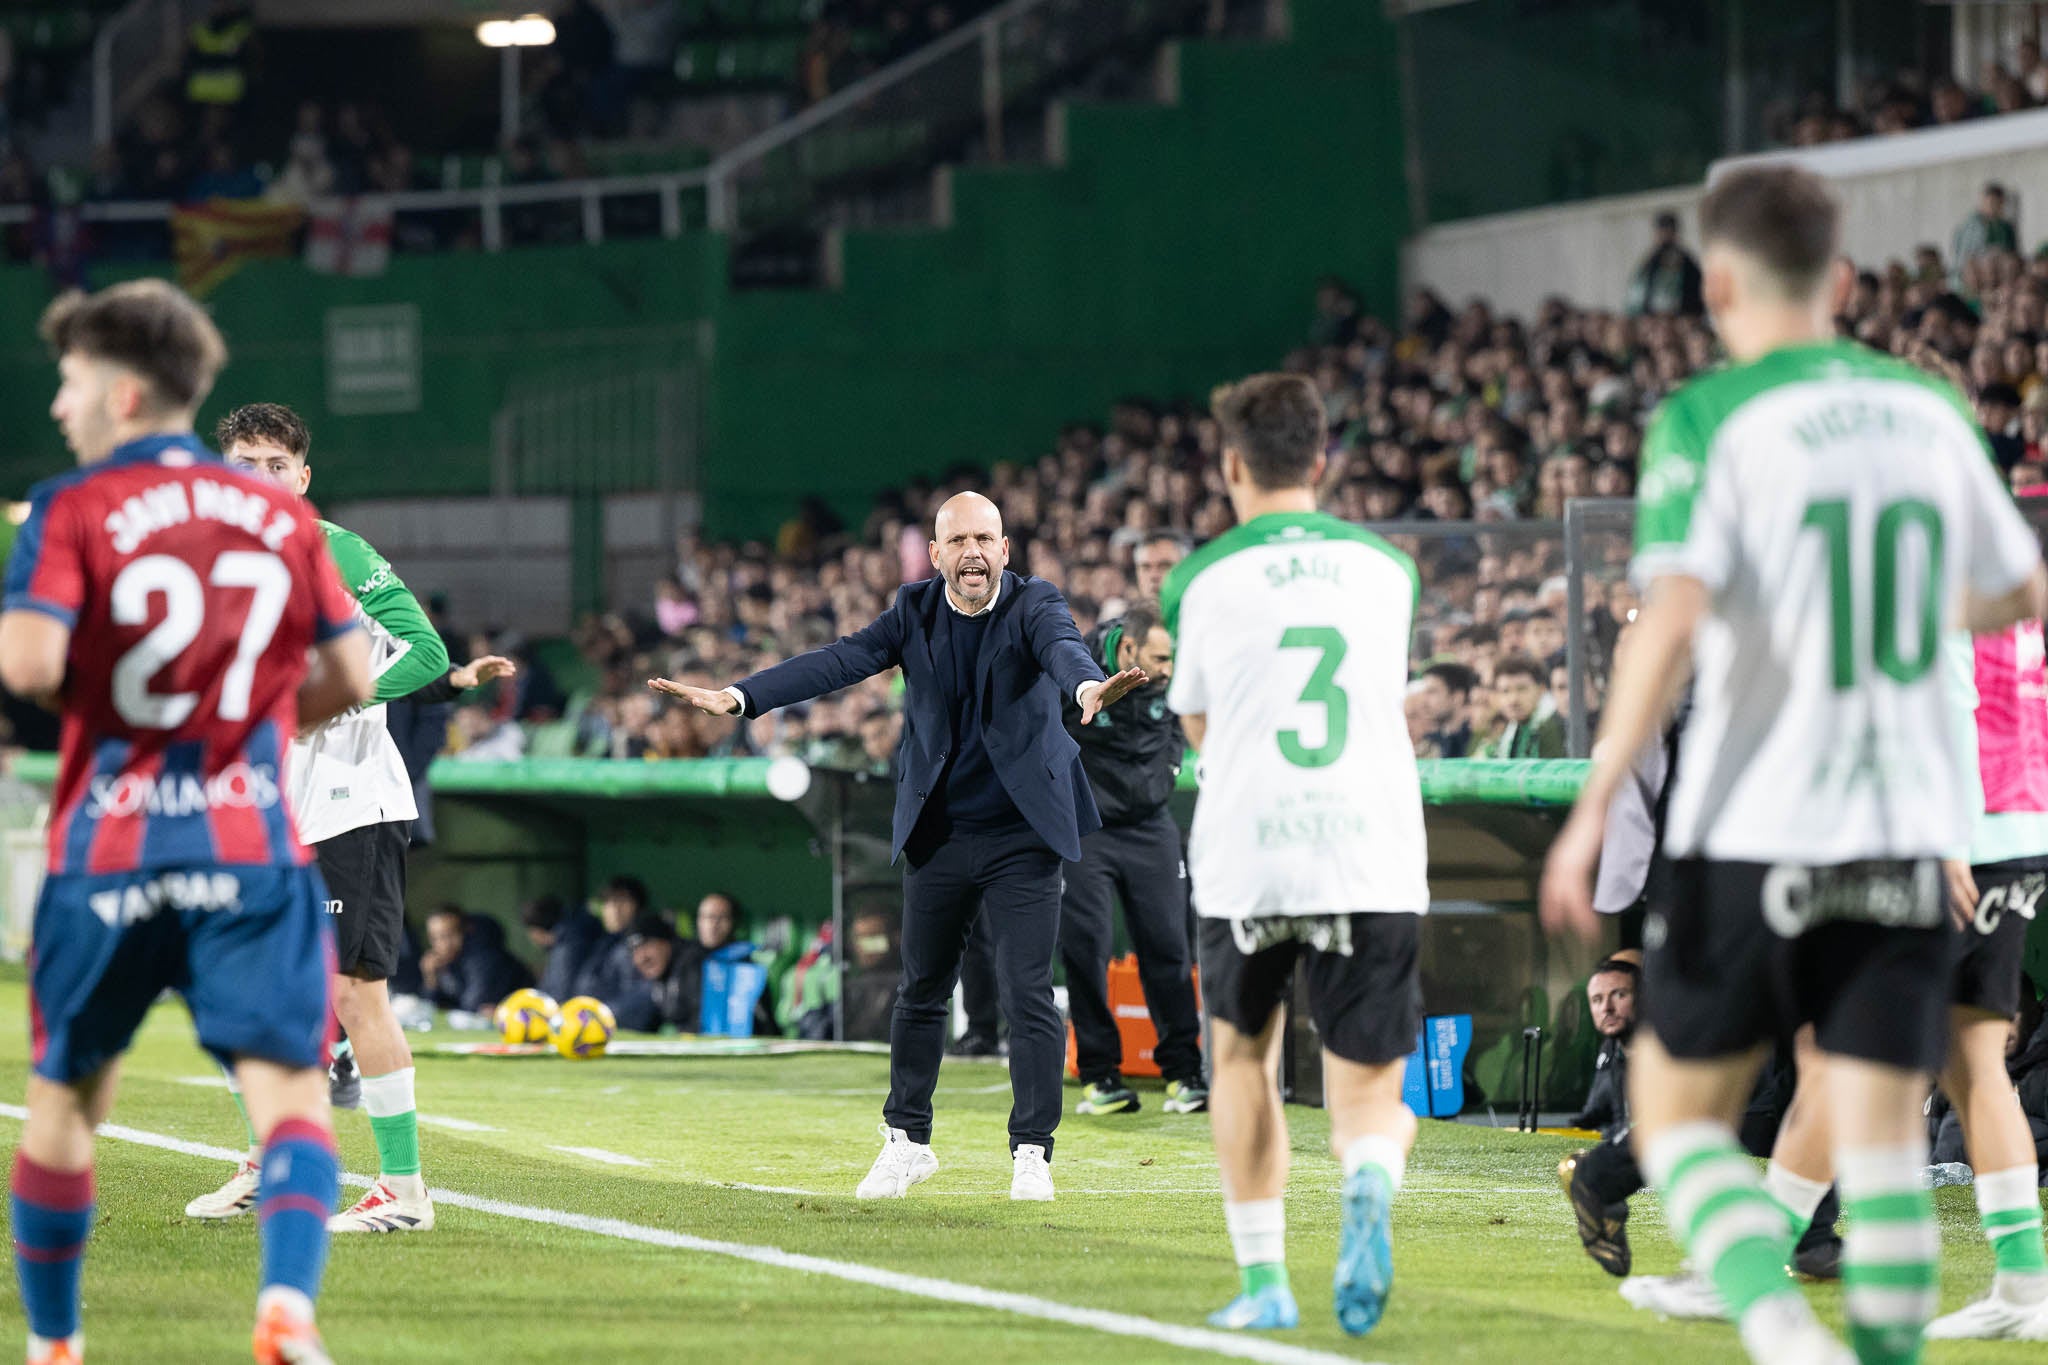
[1162,511,1429,920]
[2,433,359,876]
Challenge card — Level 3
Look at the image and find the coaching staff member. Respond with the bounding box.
[1059,599,1207,1117]
[651,492,1145,1202]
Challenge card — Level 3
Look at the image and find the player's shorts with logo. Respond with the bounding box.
[1197,912,1422,1066]
[316,818,408,980]
[1954,856,2047,1018]
[29,864,335,1083]
[1646,858,1950,1073]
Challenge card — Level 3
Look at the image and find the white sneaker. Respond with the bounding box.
[856,1125,938,1199]
[185,1157,261,1219]
[1620,1269,1727,1320]
[328,1175,435,1233]
[1010,1144,1054,1202]
[1927,1289,2048,1340]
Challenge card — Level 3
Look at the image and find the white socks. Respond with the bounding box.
[1224,1198,1286,1268]
[1340,1135,1407,1192]
[358,1066,415,1119]
[1764,1161,1830,1232]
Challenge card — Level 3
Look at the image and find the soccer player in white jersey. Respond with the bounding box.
[1542,164,2048,1365]
[1163,374,1427,1337]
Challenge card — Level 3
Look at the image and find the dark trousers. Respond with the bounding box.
[1058,809,1203,1085]
[1581,1133,1841,1253]
[887,825,1065,1157]
[959,925,1000,1043]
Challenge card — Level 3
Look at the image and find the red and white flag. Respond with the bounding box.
[305,196,393,277]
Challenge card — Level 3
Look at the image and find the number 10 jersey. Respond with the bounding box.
[1633,340,2041,866]
[1162,511,1428,920]
[3,433,359,875]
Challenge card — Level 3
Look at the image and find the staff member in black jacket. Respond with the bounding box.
[1059,599,1207,1117]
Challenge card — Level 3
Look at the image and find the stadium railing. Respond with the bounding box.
[700,0,1215,234]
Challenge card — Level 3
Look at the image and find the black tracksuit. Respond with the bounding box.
[1056,621,1203,1086]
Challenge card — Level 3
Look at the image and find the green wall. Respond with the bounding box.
[0,0,1406,541]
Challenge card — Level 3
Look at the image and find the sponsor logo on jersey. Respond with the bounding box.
[85,761,281,820]
[353,563,396,597]
[87,871,242,927]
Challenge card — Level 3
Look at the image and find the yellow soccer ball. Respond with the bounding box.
[551,996,616,1060]
[499,1006,552,1046]
[494,988,558,1034]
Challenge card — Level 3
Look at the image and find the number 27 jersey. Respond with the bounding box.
[1162,511,1428,920]
[1634,341,2041,865]
[3,434,359,874]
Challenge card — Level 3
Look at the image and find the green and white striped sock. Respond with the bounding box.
[1974,1164,2048,1305]
[1644,1122,1802,1325]
[361,1067,421,1180]
[1838,1143,1938,1365]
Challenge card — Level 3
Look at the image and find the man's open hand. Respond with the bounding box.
[1079,667,1148,725]
[1538,805,1604,943]
[648,677,741,715]
[451,655,518,691]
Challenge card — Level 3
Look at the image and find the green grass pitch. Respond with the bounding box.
[0,969,2031,1363]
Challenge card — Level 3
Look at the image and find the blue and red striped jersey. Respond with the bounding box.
[3,433,359,874]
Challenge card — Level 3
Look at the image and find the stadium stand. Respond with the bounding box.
[435,201,2048,768]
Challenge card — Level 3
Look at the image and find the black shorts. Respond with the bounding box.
[316,820,409,981]
[1645,858,1951,1074]
[1196,913,1422,1066]
[1954,857,2048,1017]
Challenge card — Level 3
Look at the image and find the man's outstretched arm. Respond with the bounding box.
[652,598,907,717]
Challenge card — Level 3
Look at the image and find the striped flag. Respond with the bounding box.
[171,198,305,297]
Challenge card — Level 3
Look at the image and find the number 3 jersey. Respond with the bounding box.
[2,433,358,874]
[1634,340,2041,865]
[1162,511,1428,919]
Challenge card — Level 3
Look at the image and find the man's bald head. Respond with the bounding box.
[930,490,1009,612]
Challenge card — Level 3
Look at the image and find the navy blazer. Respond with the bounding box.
[734,571,1106,862]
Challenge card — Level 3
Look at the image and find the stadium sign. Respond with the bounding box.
[326,304,422,416]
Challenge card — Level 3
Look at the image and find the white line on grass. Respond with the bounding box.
[0,1104,1381,1365]
[174,1074,232,1089]
[549,1145,650,1167]
[416,1114,501,1133]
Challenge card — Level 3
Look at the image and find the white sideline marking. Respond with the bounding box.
[550,1145,650,1167]
[417,1114,500,1133]
[0,1104,1381,1365]
[174,1074,233,1089]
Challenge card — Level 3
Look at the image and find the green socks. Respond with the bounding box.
[1241,1261,1290,1297]
[1838,1145,1939,1365]
[359,1067,421,1180]
[1976,1165,2048,1303]
[1224,1198,1287,1297]
[1644,1123,1799,1324]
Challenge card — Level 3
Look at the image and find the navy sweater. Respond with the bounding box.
[919,608,1026,838]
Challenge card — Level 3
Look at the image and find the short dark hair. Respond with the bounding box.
[1494,653,1546,685]
[1526,607,1557,625]
[1422,661,1477,698]
[1139,530,1190,555]
[215,401,310,458]
[519,895,565,931]
[1697,165,1840,299]
[603,876,650,911]
[1116,599,1164,645]
[40,279,227,413]
[1210,373,1326,490]
[1592,956,1641,980]
[626,911,677,947]
[1454,623,1499,648]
